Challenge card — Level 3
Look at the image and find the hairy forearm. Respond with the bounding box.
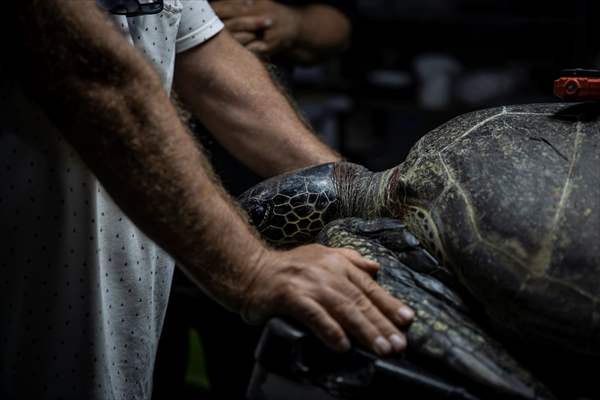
[17,0,267,311]
[174,32,339,177]
[287,4,351,65]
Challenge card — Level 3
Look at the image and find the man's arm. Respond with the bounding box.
[174,30,338,177]
[15,0,413,355]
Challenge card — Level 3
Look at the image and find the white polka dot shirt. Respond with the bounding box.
[0,1,222,399]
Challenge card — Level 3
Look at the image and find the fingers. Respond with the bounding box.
[348,267,415,327]
[280,274,406,356]
[336,247,380,276]
[232,31,257,46]
[312,248,414,355]
[224,16,272,33]
[328,287,407,355]
[246,40,268,54]
[288,297,350,353]
[252,245,414,358]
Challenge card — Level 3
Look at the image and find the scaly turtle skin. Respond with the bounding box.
[317,218,553,399]
[239,103,600,399]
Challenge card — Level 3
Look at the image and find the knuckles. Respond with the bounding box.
[360,276,380,298]
[272,280,301,306]
[319,251,352,272]
[347,292,374,314]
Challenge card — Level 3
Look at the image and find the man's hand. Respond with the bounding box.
[210,0,351,64]
[243,245,414,356]
[210,0,268,47]
[212,0,302,56]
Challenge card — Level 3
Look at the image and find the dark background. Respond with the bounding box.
[153,1,600,399]
[203,0,600,195]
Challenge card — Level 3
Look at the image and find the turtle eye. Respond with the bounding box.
[246,200,268,228]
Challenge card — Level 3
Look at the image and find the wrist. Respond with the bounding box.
[239,245,277,324]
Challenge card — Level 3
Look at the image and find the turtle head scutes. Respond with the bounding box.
[238,163,341,247]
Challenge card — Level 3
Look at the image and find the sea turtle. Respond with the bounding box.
[239,103,600,399]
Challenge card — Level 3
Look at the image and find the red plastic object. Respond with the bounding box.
[554,76,600,101]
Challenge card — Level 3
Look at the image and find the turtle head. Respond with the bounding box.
[238,163,340,247]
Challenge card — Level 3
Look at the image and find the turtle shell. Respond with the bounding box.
[396,103,600,355]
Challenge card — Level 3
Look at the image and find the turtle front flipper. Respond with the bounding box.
[318,218,555,400]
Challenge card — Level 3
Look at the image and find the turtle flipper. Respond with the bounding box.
[317,218,555,400]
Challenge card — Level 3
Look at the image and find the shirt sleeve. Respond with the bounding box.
[176,0,224,54]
